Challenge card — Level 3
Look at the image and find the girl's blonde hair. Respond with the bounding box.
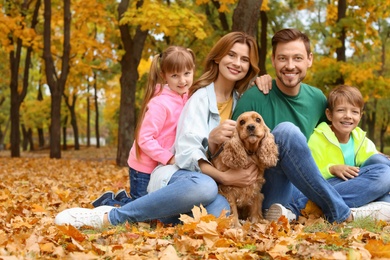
[190,31,259,96]
[134,46,196,159]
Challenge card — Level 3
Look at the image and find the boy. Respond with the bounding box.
[308,85,390,206]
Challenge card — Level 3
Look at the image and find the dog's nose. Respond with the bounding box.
[247,124,255,132]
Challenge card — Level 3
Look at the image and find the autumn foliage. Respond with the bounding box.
[1,147,390,259]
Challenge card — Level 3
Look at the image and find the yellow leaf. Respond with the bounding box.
[39,242,55,253]
[159,244,181,260]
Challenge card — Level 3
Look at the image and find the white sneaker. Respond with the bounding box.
[265,203,297,222]
[54,206,114,229]
[351,201,390,221]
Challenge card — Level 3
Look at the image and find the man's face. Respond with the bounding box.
[271,39,313,95]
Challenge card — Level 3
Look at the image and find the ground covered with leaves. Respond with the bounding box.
[1,147,390,259]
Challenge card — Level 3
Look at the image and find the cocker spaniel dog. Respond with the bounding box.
[212,111,279,227]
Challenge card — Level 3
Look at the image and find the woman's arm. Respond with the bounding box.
[199,160,258,187]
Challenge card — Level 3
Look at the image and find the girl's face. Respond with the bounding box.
[217,42,250,84]
[326,100,362,143]
[163,68,194,96]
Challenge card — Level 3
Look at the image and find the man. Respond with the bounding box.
[232,28,390,222]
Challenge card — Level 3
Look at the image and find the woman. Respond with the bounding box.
[55,32,260,228]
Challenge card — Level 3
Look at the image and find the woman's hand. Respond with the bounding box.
[208,119,236,154]
[254,74,272,94]
[330,165,359,181]
[220,164,259,187]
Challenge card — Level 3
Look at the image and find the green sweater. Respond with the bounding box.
[232,80,327,140]
[308,122,378,180]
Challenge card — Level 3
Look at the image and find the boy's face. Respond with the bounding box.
[326,100,362,143]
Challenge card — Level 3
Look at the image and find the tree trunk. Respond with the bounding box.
[21,124,28,151]
[0,117,10,151]
[259,10,268,75]
[0,97,5,150]
[43,0,71,158]
[94,72,100,148]
[211,1,229,31]
[116,0,148,166]
[70,104,80,150]
[27,127,34,151]
[232,0,262,36]
[63,93,80,150]
[86,82,91,147]
[37,83,45,148]
[366,99,377,142]
[8,0,40,157]
[335,0,346,85]
[62,115,68,151]
[379,114,389,153]
[9,39,22,157]
[21,124,34,151]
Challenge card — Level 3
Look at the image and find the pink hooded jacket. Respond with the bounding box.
[127,85,188,173]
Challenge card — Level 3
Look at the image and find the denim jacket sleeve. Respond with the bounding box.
[174,84,220,172]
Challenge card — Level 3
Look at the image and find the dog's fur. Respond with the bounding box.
[212,111,279,227]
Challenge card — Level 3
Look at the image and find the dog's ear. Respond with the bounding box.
[221,131,252,169]
[256,131,279,168]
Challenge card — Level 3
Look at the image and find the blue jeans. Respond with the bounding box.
[102,168,150,206]
[108,169,230,225]
[261,122,351,223]
[327,153,390,205]
[287,157,390,216]
[263,123,390,223]
[130,168,150,200]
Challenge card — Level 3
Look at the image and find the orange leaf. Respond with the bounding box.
[365,239,390,258]
[56,225,85,242]
[31,204,47,213]
[301,200,323,218]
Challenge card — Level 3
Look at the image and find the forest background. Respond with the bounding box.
[0,0,390,167]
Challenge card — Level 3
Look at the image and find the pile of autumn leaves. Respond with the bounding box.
[1,148,390,259]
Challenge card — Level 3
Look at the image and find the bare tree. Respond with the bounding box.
[43,0,71,158]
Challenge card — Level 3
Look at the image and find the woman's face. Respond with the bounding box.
[217,42,250,84]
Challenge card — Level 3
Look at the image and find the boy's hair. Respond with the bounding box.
[190,31,260,96]
[134,46,196,159]
[272,28,311,57]
[327,85,364,112]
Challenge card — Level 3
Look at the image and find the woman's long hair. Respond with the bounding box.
[134,46,195,159]
[190,31,259,96]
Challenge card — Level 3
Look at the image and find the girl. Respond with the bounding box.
[55,32,260,228]
[92,46,195,207]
